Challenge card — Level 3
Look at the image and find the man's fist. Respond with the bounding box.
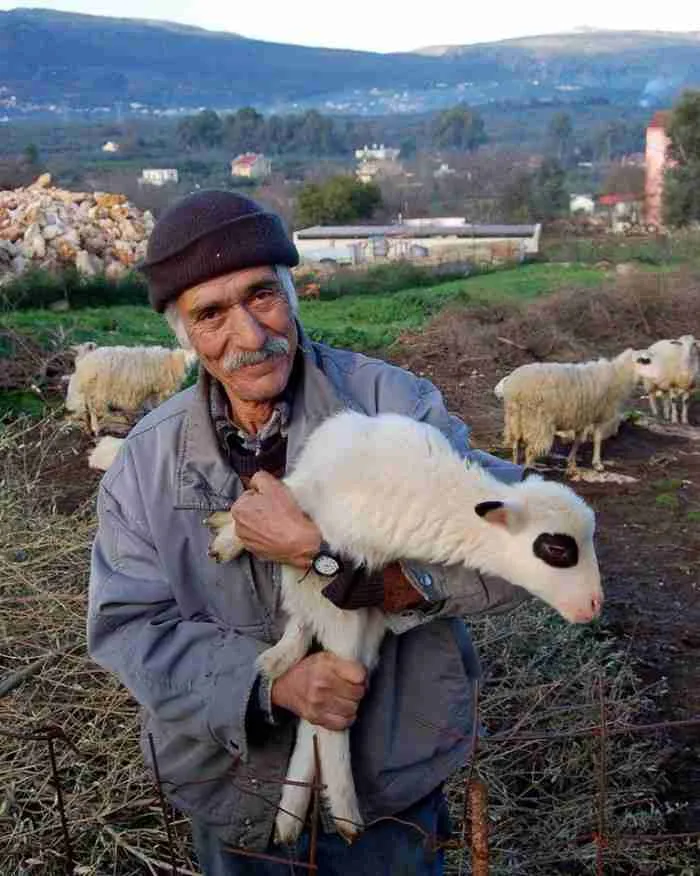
[231,471,321,569]
[270,651,367,731]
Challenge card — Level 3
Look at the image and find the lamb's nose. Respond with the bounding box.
[590,595,603,617]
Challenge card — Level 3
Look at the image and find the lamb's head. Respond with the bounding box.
[473,476,602,624]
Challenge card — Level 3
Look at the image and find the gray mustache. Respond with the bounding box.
[222,337,290,373]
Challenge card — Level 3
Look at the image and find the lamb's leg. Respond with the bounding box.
[275,719,316,845]
[205,512,244,563]
[256,618,312,682]
[316,725,363,843]
[511,439,520,465]
[591,427,604,472]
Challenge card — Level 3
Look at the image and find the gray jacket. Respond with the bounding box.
[87,331,526,851]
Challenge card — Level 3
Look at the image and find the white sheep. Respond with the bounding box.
[206,411,602,845]
[496,349,655,475]
[637,335,698,425]
[65,345,198,435]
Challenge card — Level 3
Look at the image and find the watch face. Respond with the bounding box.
[313,554,340,577]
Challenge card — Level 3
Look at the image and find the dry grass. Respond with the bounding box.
[0,415,697,874]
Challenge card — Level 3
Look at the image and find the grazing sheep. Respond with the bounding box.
[66,345,198,435]
[87,436,125,471]
[70,341,98,362]
[206,411,602,844]
[496,349,654,474]
[638,335,699,425]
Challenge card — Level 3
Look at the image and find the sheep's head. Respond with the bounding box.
[474,477,602,624]
[633,349,662,384]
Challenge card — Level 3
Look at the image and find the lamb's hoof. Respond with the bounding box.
[274,811,305,845]
[204,511,232,532]
[336,821,362,845]
[593,462,605,473]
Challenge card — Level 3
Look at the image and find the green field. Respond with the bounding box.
[2,263,607,353]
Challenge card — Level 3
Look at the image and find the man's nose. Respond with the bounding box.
[227,306,267,350]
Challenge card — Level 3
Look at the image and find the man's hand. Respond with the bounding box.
[231,471,321,569]
[271,652,367,731]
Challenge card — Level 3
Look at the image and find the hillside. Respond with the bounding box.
[1,10,699,116]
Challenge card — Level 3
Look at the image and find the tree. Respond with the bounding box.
[547,112,573,166]
[23,143,40,166]
[664,90,700,226]
[177,109,224,150]
[297,176,382,227]
[431,104,487,152]
[500,172,534,222]
[531,158,568,220]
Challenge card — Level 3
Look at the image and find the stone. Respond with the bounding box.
[23,223,46,259]
[75,250,103,276]
[49,298,70,312]
[33,173,53,189]
[96,193,127,209]
[11,255,27,274]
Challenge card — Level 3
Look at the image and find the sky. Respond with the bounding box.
[1,0,699,53]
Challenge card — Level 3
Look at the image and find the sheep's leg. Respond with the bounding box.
[681,391,690,425]
[274,719,316,845]
[565,434,583,477]
[669,390,679,424]
[511,439,520,465]
[87,403,100,437]
[256,618,312,682]
[205,513,244,563]
[662,392,672,422]
[591,427,605,472]
[648,390,659,417]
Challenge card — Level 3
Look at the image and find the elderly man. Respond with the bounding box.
[88,191,527,875]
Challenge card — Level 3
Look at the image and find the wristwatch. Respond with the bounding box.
[312,540,344,577]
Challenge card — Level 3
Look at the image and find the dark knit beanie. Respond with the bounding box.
[138,190,300,312]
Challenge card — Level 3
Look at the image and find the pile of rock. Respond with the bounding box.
[0,174,154,283]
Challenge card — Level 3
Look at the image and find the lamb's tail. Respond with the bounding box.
[88,436,125,471]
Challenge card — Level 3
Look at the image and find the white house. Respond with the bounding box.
[570,194,596,215]
[102,141,120,153]
[355,143,402,184]
[140,168,179,186]
[231,153,272,180]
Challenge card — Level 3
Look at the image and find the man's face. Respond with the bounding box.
[176,266,298,402]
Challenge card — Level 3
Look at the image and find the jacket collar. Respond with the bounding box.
[175,323,349,510]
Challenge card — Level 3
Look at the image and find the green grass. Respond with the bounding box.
[654,492,680,509]
[1,263,608,352]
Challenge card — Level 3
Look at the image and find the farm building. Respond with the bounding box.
[139,168,178,186]
[293,219,541,267]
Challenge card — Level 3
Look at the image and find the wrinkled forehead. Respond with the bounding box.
[180,266,281,312]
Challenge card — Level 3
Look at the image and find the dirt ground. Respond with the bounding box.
[392,310,700,836]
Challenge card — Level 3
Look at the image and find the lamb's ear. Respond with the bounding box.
[474,500,524,532]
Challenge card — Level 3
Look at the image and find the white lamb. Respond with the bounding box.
[206,410,602,845]
[496,349,655,475]
[637,335,698,425]
[87,435,125,471]
[65,345,198,435]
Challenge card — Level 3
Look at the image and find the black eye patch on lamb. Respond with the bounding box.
[533,533,579,568]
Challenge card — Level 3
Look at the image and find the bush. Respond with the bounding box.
[0,268,149,311]
[309,260,479,299]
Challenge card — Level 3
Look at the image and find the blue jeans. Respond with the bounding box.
[192,787,451,875]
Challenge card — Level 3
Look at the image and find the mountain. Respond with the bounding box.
[0,10,699,117]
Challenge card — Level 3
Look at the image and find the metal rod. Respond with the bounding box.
[47,734,75,875]
[148,732,178,876]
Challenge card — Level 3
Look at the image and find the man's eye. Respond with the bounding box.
[198,308,219,321]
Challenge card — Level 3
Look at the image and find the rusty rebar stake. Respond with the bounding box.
[309,733,321,870]
[47,734,75,875]
[148,732,178,875]
[595,676,608,876]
